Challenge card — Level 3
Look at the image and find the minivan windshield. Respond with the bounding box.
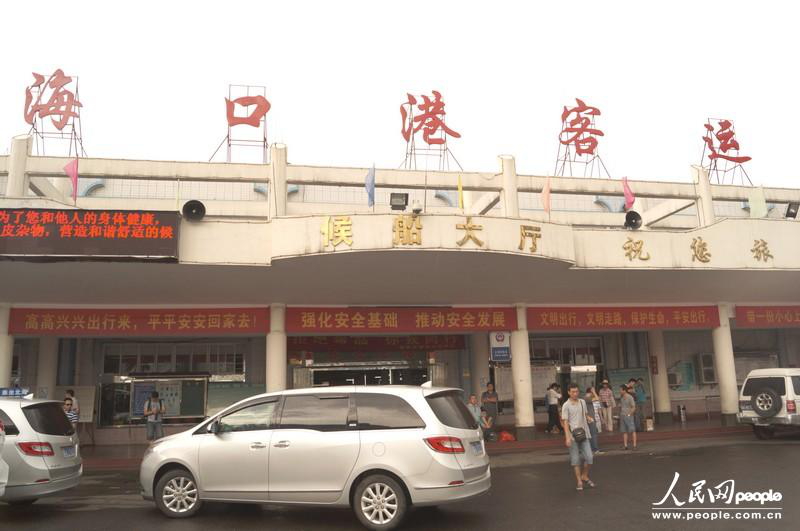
[426,391,478,430]
[23,403,75,436]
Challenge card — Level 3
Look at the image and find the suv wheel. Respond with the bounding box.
[353,474,408,530]
[155,469,202,518]
[751,387,782,418]
[753,426,775,440]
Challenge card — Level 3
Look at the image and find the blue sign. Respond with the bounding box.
[0,387,30,397]
[490,347,511,362]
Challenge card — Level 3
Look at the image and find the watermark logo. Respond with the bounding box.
[651,472,782,522]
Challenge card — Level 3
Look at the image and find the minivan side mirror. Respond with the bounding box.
[208,420,220,434]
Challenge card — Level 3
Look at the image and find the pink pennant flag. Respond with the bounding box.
[622,176,635,211]
[63,158,79,203]
[541,175,552,213]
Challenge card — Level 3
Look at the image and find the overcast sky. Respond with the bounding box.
[2,1,797,187]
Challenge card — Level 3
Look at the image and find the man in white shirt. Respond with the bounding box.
[562,383,596,490]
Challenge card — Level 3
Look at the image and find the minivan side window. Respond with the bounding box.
[742,377,786,397]
[218,401,277,433]
[792,376,800,396]
[355,394,425,430]
[0,409,20,436]
[425,391,478,430]
[279,395,350,432]
[22,403,74,436]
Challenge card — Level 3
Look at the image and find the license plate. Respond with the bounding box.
[740,404,752,410]
[470,441,483,455]
[62,446,76,458]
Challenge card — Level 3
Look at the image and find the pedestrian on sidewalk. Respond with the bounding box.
[546,383,563,434]
[585,387,603,453]
[598,379,616,431]
[64,389,80,417]
[634,378,647,431]
[562,383,595,491]
[144,391,165,441]
[480,408,496,442]
[619,385,638,450]
[466,394,481,425]
[63,397,78,432]
[481,383,499,424]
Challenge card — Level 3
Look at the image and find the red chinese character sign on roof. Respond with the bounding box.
[554,98,610,178]
[400,91,462,171]
[210,85,270,164]
[226,95,271,128]
[22,69,86,158]
[700,118,752,185]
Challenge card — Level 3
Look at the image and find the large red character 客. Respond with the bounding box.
[400,91,461,145]
[559,98,604,156]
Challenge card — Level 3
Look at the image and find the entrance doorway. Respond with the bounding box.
[311,365,429,387]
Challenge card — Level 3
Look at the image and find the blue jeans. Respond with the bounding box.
[146,421,164,441]
[588,421,600,452]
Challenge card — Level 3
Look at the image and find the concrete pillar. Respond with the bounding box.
[269,144,288,218]
[648,330,672,425]
[711,304,739,426]
[0,305,14,388]
[6,135,32,197]
[36,337,59,399]
[692,165,716,227]
[500,155,519,218]
[469,333,490,397]
[266,304,287,392]
[510,304,535,440]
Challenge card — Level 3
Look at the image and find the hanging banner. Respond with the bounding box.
[527,306,719,331]
[735,306,800,328]
[0,208,180,261]
[286,307,516,334]
[8,307,269,337]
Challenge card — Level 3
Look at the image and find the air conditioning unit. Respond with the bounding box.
[697,353,717,384]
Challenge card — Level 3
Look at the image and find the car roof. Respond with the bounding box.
[0,397,63,408]
[241,384,463,402]
[745,368,800,377]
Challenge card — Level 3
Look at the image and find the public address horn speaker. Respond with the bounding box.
[182,200,206,221]
[624,210,642,230]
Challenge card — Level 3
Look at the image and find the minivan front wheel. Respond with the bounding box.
[354,474,408,530]
[155,469,202,518]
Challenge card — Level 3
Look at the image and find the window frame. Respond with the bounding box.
[276,393,356,432]
[354,393,426,431]
[216,398,280,434]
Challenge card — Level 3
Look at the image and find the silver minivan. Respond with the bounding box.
[0,398,82,504]
[140,385,490,530]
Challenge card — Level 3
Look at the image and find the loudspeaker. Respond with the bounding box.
[624,210,642,230]
[182,200,206,221]
[786,202,799,219]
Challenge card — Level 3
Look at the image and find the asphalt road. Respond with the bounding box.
[1,435,797,531]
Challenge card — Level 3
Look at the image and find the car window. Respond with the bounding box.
[355,393,425,430]
[279,395,350,432]
[0,409,19,436]
[219,401,276,433]
[792,376,800,396]
[425,391,478,430]
[22,403,74,436]
[742,377,786,397]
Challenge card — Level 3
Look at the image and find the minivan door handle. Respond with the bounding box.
[250,442,267,449]
[273,440,290,448]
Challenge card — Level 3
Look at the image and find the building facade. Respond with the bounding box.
[2,135,800,443]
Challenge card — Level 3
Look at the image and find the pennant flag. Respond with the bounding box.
[622,176,636,211]
[541,175,552,213]
[63,158,79,203]
[457,175,464,211]
[365,164,375,207]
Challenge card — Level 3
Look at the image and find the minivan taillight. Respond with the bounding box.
[17,442,54,456]
[425,436,465,453]
[788,400,797,414]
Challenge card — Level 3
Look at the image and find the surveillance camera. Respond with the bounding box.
[411,200,423,215]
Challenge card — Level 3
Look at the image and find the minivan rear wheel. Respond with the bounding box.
[353,474,408,531]
[155,469,202,518]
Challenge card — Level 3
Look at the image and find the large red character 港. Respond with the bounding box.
[559,98,604,156]
[24,69,82,131]
[400,91,461,145]
[702,119,751,164]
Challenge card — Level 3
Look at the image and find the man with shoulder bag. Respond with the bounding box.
[144,391,165,442]
[561,382,596,491]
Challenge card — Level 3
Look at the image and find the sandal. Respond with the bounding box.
[584,479,596,488]
[576,484,583,491]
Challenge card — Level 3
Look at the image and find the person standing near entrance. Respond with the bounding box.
[634,378,647,431]
[481,383,499,423]
[562,383,595,491]
[144,391,165,442]
[598,380,615,431]
[466,394,481,424]
[546,383,563,434]
[619,385,638,450]
[64,389,80,417]
[584,387,603,454]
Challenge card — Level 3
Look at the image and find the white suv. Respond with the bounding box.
[140,385,490,530]
[737,368,800,439]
